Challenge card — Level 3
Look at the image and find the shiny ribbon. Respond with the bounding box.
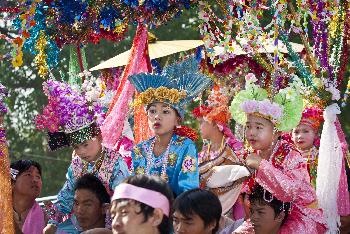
[101,24,152,148]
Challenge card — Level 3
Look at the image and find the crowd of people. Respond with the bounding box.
[6,57,350,234]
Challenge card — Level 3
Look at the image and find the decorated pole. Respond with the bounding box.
[0,84,14,233]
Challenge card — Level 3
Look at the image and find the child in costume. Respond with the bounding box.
[292,107,323,188]
[192,85,249,221]
[229,74,326,233]
[128,57,212,196]
[292,107,350,230]
[36,80,130,233]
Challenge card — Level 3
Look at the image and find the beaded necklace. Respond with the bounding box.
[302,146,318,187]
[204,136,226,162]
[80,150,105,176]
[146,137,172,182]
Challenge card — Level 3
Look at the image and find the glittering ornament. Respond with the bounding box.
[0,83,14,233]
[34,31,49,78]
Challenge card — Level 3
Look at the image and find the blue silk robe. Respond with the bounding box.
[132,134,199,195]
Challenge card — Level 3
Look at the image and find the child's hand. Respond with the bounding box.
[245,153,262,170]
[43,224,57,234]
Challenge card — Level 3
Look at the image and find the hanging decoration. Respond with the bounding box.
[8,0,198,77]
[199,0,349,109]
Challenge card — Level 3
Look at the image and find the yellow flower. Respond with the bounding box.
[168,153,178,167]
[135,166,145,175]
[12,56,23,67]
[134,87,187,106]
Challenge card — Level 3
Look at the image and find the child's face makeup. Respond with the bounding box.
[73,137,102,162]
[147,102,179,137]
[245,114,274,151]
[292,124,317,151]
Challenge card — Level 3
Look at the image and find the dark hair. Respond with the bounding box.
[10,160,42,179]
[146,102,181,119]
[172,189,222,234]
[121,175,174,234]
[75,174,110,204]
[249,184,291,224]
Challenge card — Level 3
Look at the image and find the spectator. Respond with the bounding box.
[111,175,173,234]
[172,189,221,234]
[241,184,291,234]
[57,174,111,233]
[11,160,47,234]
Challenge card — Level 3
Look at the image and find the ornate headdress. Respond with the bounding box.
[229,73,304,132]
[192,84,231,124]
[36,79,106,150]
[129,57,213,118]
[299,107,324,130]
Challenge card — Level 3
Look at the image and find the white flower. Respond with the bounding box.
[326,85,340,101]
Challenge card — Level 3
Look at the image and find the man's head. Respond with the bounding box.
[172,189,222,234]
[10,160,42,199]
[74,174,110,231]
[249,185,291,234]
[111,175,173,234]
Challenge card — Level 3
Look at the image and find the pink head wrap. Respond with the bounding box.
[112,183,170,216]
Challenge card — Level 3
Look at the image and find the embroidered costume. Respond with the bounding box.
[297,107,324,188]
[300,107,350,232]
[132,134,198,195]
[36,80,130,231]
[230,74,327,233]
[192,85,249,215]
[129,57,212,195]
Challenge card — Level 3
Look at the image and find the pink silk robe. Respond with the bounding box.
[234,140,327,234]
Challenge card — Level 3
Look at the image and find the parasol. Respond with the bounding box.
[90,40,204,71]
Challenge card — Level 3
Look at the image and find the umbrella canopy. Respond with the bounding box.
[90,38,304,71]
[90,40,204,71]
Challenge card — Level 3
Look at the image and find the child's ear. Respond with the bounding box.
[151,208,164,226]
[275,211,286,223]
[208,219,218,232]
[176,116,182,126]
[102,203,111,215]
[97,133,103,142]
[273,130,281,140]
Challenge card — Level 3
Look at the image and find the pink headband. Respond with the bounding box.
[112,183,170,217]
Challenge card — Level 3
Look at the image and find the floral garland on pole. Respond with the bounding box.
[0,83,14,233]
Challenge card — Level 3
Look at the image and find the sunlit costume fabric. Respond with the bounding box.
[229,75,327,233]
[35,80,130,232]
[128,57,213,195]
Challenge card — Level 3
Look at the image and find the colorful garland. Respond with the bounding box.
[199,0,349,107]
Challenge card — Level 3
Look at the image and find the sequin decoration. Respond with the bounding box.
[0,127,15,233]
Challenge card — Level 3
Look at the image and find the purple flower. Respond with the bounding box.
[270,103,283,120]
[240,100,258,113]
[258,99,273,117]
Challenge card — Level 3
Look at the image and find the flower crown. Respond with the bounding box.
[35,80,102,133]
[299,107,324,130]
[133,87,187,107]
[229,73,303,131]
[192,85,231,124]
